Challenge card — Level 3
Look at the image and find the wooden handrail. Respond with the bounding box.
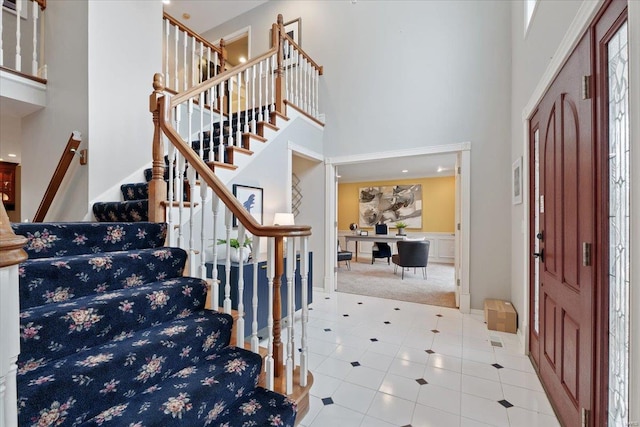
[32,132,81,222]
[152,74,311,239]
[170,48,278,108]
[163,12,223,58]
[276,14,323,75]
[0,201,27,268]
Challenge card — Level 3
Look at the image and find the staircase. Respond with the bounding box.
[11,221,297,426]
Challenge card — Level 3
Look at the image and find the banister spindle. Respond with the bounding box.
[218,81,225,163]
[191,36,196,88]
[199,181,208,280]
[236,74,241,146]
[243,69,249,134]
[272,236,284,378]
[265,237,275,390]
[270,55,276,116]
[164,18,170,89]
[264,58,270,122]
[251,64,257,132]
[259,61,264,123]
[236,225,246,346]
[285,236,296,394]
[187,159,196,274]
[223,208,232,313]
[173,22,179,92]
[210,194,220,310]
[299,236,309,386]
[166,143,176,246]
[182,30,187,91]
[31,2,38,75]
[176,152,186,248]
[14,0,21,71]
[198,41,203,84]
[250,236,261,353]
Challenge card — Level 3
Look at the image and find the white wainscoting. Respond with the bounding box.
[338,230,455,264]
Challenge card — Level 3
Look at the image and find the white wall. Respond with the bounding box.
[21,0,89,221]
[87,0,162,204]
[203,1,513,310]
[509,0,585,331]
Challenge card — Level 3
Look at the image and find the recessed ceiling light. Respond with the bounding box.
[239,57,247,64]
[182,12,190,20]
[401,169,408,173]
[0,158,4,161]
[8,154,17,157]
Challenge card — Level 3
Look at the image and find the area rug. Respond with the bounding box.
[337,259,457,308]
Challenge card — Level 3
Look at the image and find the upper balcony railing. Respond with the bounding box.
[0,0,47,81]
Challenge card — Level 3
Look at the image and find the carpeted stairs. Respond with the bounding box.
[92,108,269,223]
[11,221,296,426]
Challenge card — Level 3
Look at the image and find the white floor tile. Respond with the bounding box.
[412,403,461,427]
[359,415,396,427]
[461,359,501,381]
[309,403,365,427]
[315,356,354,379]
[344,365,387,390]
[498,368,544,392]
[501,384,555,415]
[303,395,324,426]
[428,353,462,373]
[331,343,368,362]
[310,371,343,398]
[395,345,431,365]
[366,392,415,426]
[332,382,377,414]
[358,350,395,372]
[379,372,422,402]
[460,416,496,426]
[388,357,428,380]
[423,365,462,391]
[506,406,561,427]
[461,374,505,401]
[416,383,462,415]
[494,352,536,373]
[460,393,510,427]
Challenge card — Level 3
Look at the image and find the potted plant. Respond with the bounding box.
[395,221,408,236]
[215,236,252,262]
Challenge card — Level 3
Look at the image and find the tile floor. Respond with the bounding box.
[295,290,560,427]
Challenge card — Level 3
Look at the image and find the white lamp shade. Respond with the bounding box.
[273,213,295,226]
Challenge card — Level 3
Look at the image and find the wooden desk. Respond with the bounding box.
[344,234,406,261]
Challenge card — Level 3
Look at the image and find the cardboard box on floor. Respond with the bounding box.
[484,299,517,333]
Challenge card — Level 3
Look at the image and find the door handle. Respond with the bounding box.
[533,249,544,262]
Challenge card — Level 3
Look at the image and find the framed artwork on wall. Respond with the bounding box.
[233,184,263,227]
[283,17,301,47]
[358,184,422,228]
[512,157,523,205]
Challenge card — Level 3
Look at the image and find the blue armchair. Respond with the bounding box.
[372,223,392,264]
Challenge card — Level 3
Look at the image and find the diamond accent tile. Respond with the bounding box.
[436,314,443,317]
[358,302,363,305]
[425,349,435,354]
[324,328,332,332]
[322,397,334,406]
[394,308,400,311]
[370,338,378,342]
[498,399,513,408]
[492,363,504,369]
[343,314,349,317]
[325,297,330,300]
[351,361,361,367]
[415,378,428,385]
[431,329,440,333]
[384,321,391,324]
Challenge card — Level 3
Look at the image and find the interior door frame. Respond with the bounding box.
[326,142,472,313]
[522,0,640,423]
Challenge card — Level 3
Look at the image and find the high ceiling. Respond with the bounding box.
[163,0,268,34]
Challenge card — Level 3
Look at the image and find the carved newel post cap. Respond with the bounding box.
[277,14,283,25]
[153,73,165,92]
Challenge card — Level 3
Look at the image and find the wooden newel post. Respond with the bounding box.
[272,236,284,377]
[149,73,167,223]
[274,14,285,118]
[218,38,226,74]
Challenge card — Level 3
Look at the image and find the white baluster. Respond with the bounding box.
[208,85,215,162]
[251,64,257,132]
[182,29,187,91]
[198,40,203,84]
[271,54,276,115]
[243,69,249,134]
[236,225,246,346]
[0,265,21,427]
[223,208,232,313]
[250,236,261,353]
[31,2,38,75]
[15,0,21,71]
[210,194,220,310]
[191,36,196,88]
[199,91,204,159]
[199,181,208,280]
[173,22,179,92]
[236,74,242,146]
[217,81,225,163]
[206,46,211,81]
[314,68,319,118]
[263,59,269,122]
[166,143,176,246]
[296,50,300,106]
[187,162,196,274]
[285,236,296,395]
[259,61,264,123]
[299,236,309,387]
[228,76,234,146]
[176,152,186,248]
[265,237,275,390]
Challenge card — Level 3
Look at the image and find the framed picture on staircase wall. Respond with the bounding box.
[232,184,263,227]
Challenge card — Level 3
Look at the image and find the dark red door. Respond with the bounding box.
[529,33,595,427]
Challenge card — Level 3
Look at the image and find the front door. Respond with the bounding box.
[529,32,595,427]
